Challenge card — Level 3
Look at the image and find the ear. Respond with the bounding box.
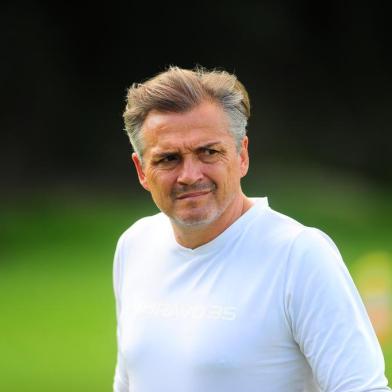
[132,152,150,191]
[239,136,249,178]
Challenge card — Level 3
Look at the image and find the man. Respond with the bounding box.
[113,66,390,391]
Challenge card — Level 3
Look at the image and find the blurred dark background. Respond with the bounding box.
[1,0,391,194]
[1,2,392,390]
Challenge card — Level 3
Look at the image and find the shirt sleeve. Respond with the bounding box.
[113,234,130,392]
[285,228,390,392]
[114,351,129,392]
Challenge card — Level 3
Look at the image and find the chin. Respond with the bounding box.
[171,209,221,228]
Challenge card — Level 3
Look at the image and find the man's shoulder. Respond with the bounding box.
[254,200,336,253]
[258,202,306,242]
[117,211,168,245]
[258,204,344,281]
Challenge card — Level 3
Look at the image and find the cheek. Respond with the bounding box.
[220,163,242,190]
[148,171,176,193]
[216,159,241,178]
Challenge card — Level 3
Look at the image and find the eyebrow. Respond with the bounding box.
[152,141,223,159]
[151,150,180,159]
[197,142,222,150]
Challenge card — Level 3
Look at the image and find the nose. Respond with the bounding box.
[177,155,204,185]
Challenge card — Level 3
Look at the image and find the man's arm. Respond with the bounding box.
[113,234,129,392]
[113,351,129,392]
[285,228,390,391]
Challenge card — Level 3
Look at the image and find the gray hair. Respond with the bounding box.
[123,66,251,157]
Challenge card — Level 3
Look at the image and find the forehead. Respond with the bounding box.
[141,101,234,153]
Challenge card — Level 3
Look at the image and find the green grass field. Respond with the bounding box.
[1,174,391,391]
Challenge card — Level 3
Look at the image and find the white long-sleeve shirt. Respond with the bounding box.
[113,197,390,391]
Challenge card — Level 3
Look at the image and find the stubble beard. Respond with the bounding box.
[169,185,237,229]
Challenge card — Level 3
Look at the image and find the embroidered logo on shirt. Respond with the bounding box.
[129,301,237,321]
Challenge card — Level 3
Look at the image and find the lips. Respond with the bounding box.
[173,182,216,200]
[176,190,211,200]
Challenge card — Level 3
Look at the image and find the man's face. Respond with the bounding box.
[132,101,249,228]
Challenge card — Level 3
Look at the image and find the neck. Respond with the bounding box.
[171,193,253,249]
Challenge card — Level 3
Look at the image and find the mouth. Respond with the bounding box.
[176,190,211,200]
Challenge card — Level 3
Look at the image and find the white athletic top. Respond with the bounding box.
[113,197,390,392]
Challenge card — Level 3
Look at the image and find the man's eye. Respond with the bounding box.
[201,148,218,156]
[159,155,179,164]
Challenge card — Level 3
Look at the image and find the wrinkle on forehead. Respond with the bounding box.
[141,101,234,156]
